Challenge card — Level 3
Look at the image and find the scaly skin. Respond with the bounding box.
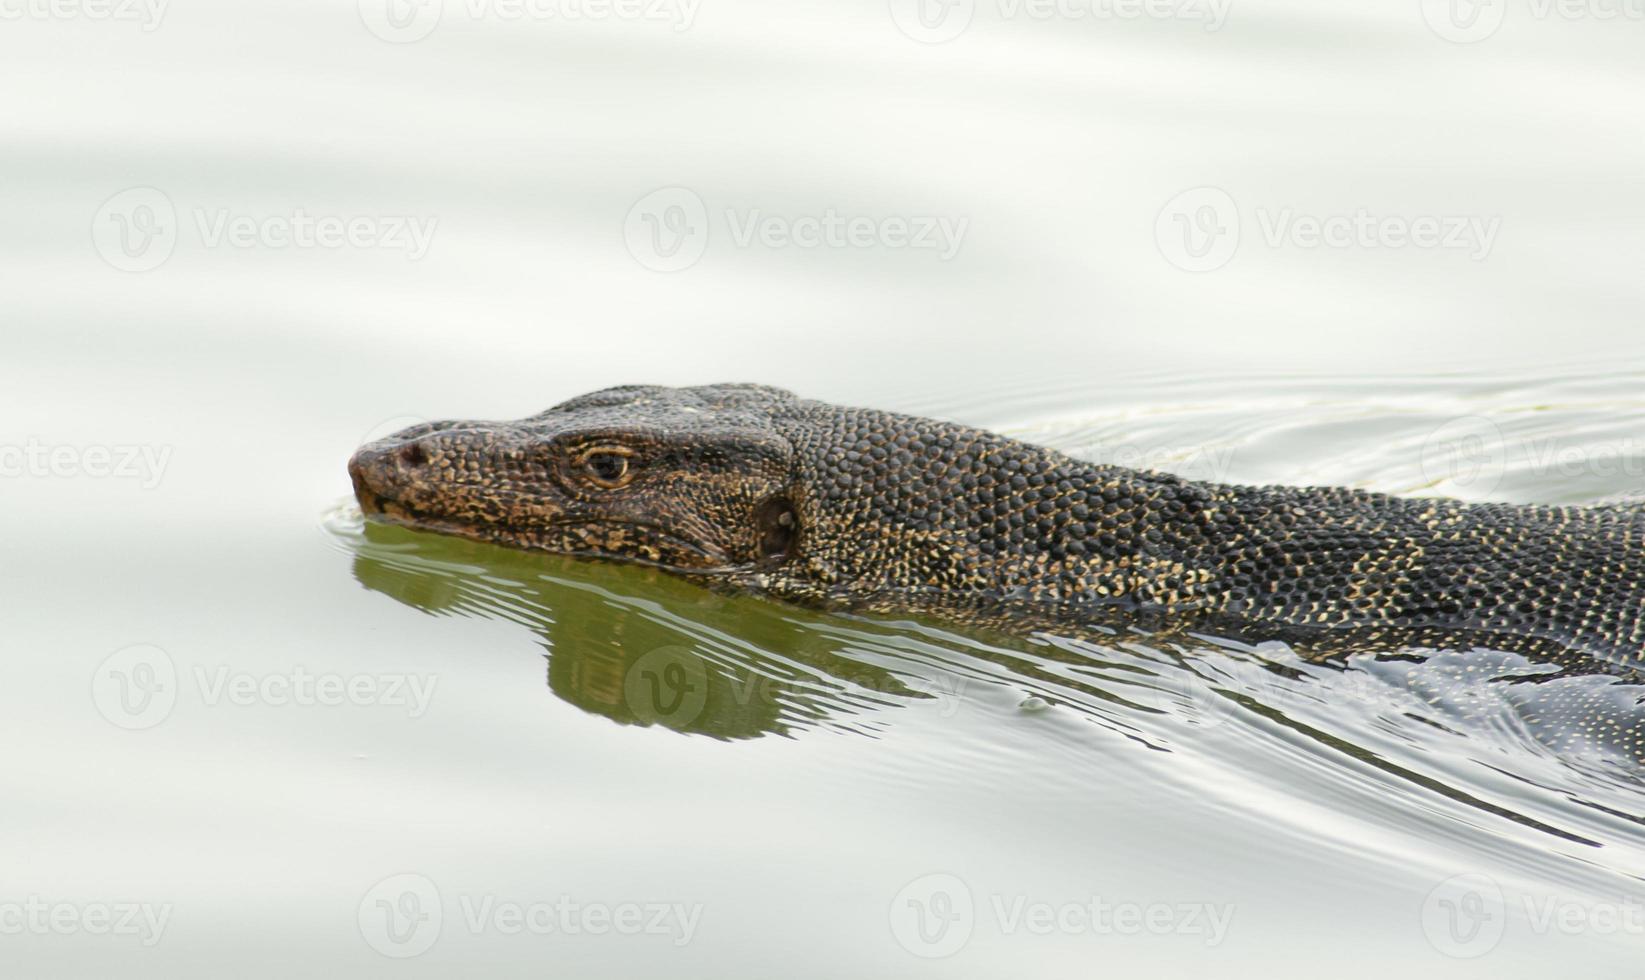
[349,383,1645,761]
[348,384,1645,673]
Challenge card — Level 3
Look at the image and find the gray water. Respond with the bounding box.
[6,1,1645,976]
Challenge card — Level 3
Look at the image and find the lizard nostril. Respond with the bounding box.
[399,442,428,467]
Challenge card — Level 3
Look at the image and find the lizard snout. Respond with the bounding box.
[348,436,429,514]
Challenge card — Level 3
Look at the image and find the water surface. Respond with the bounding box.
[10,354,1645,976]
[7,0,1645,974]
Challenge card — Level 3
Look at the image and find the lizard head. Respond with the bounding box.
[348,384,803,577]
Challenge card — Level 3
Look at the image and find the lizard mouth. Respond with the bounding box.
[352,480,737,573]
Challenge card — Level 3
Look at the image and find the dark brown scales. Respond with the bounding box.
[349,383,1645,669]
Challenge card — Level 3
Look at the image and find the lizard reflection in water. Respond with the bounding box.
[343,515,1645,814]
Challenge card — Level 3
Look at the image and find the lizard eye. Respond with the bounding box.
[754,496,798,565]
[575,447,635,489]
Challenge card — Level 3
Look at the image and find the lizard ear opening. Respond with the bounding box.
[754,496,799,565]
